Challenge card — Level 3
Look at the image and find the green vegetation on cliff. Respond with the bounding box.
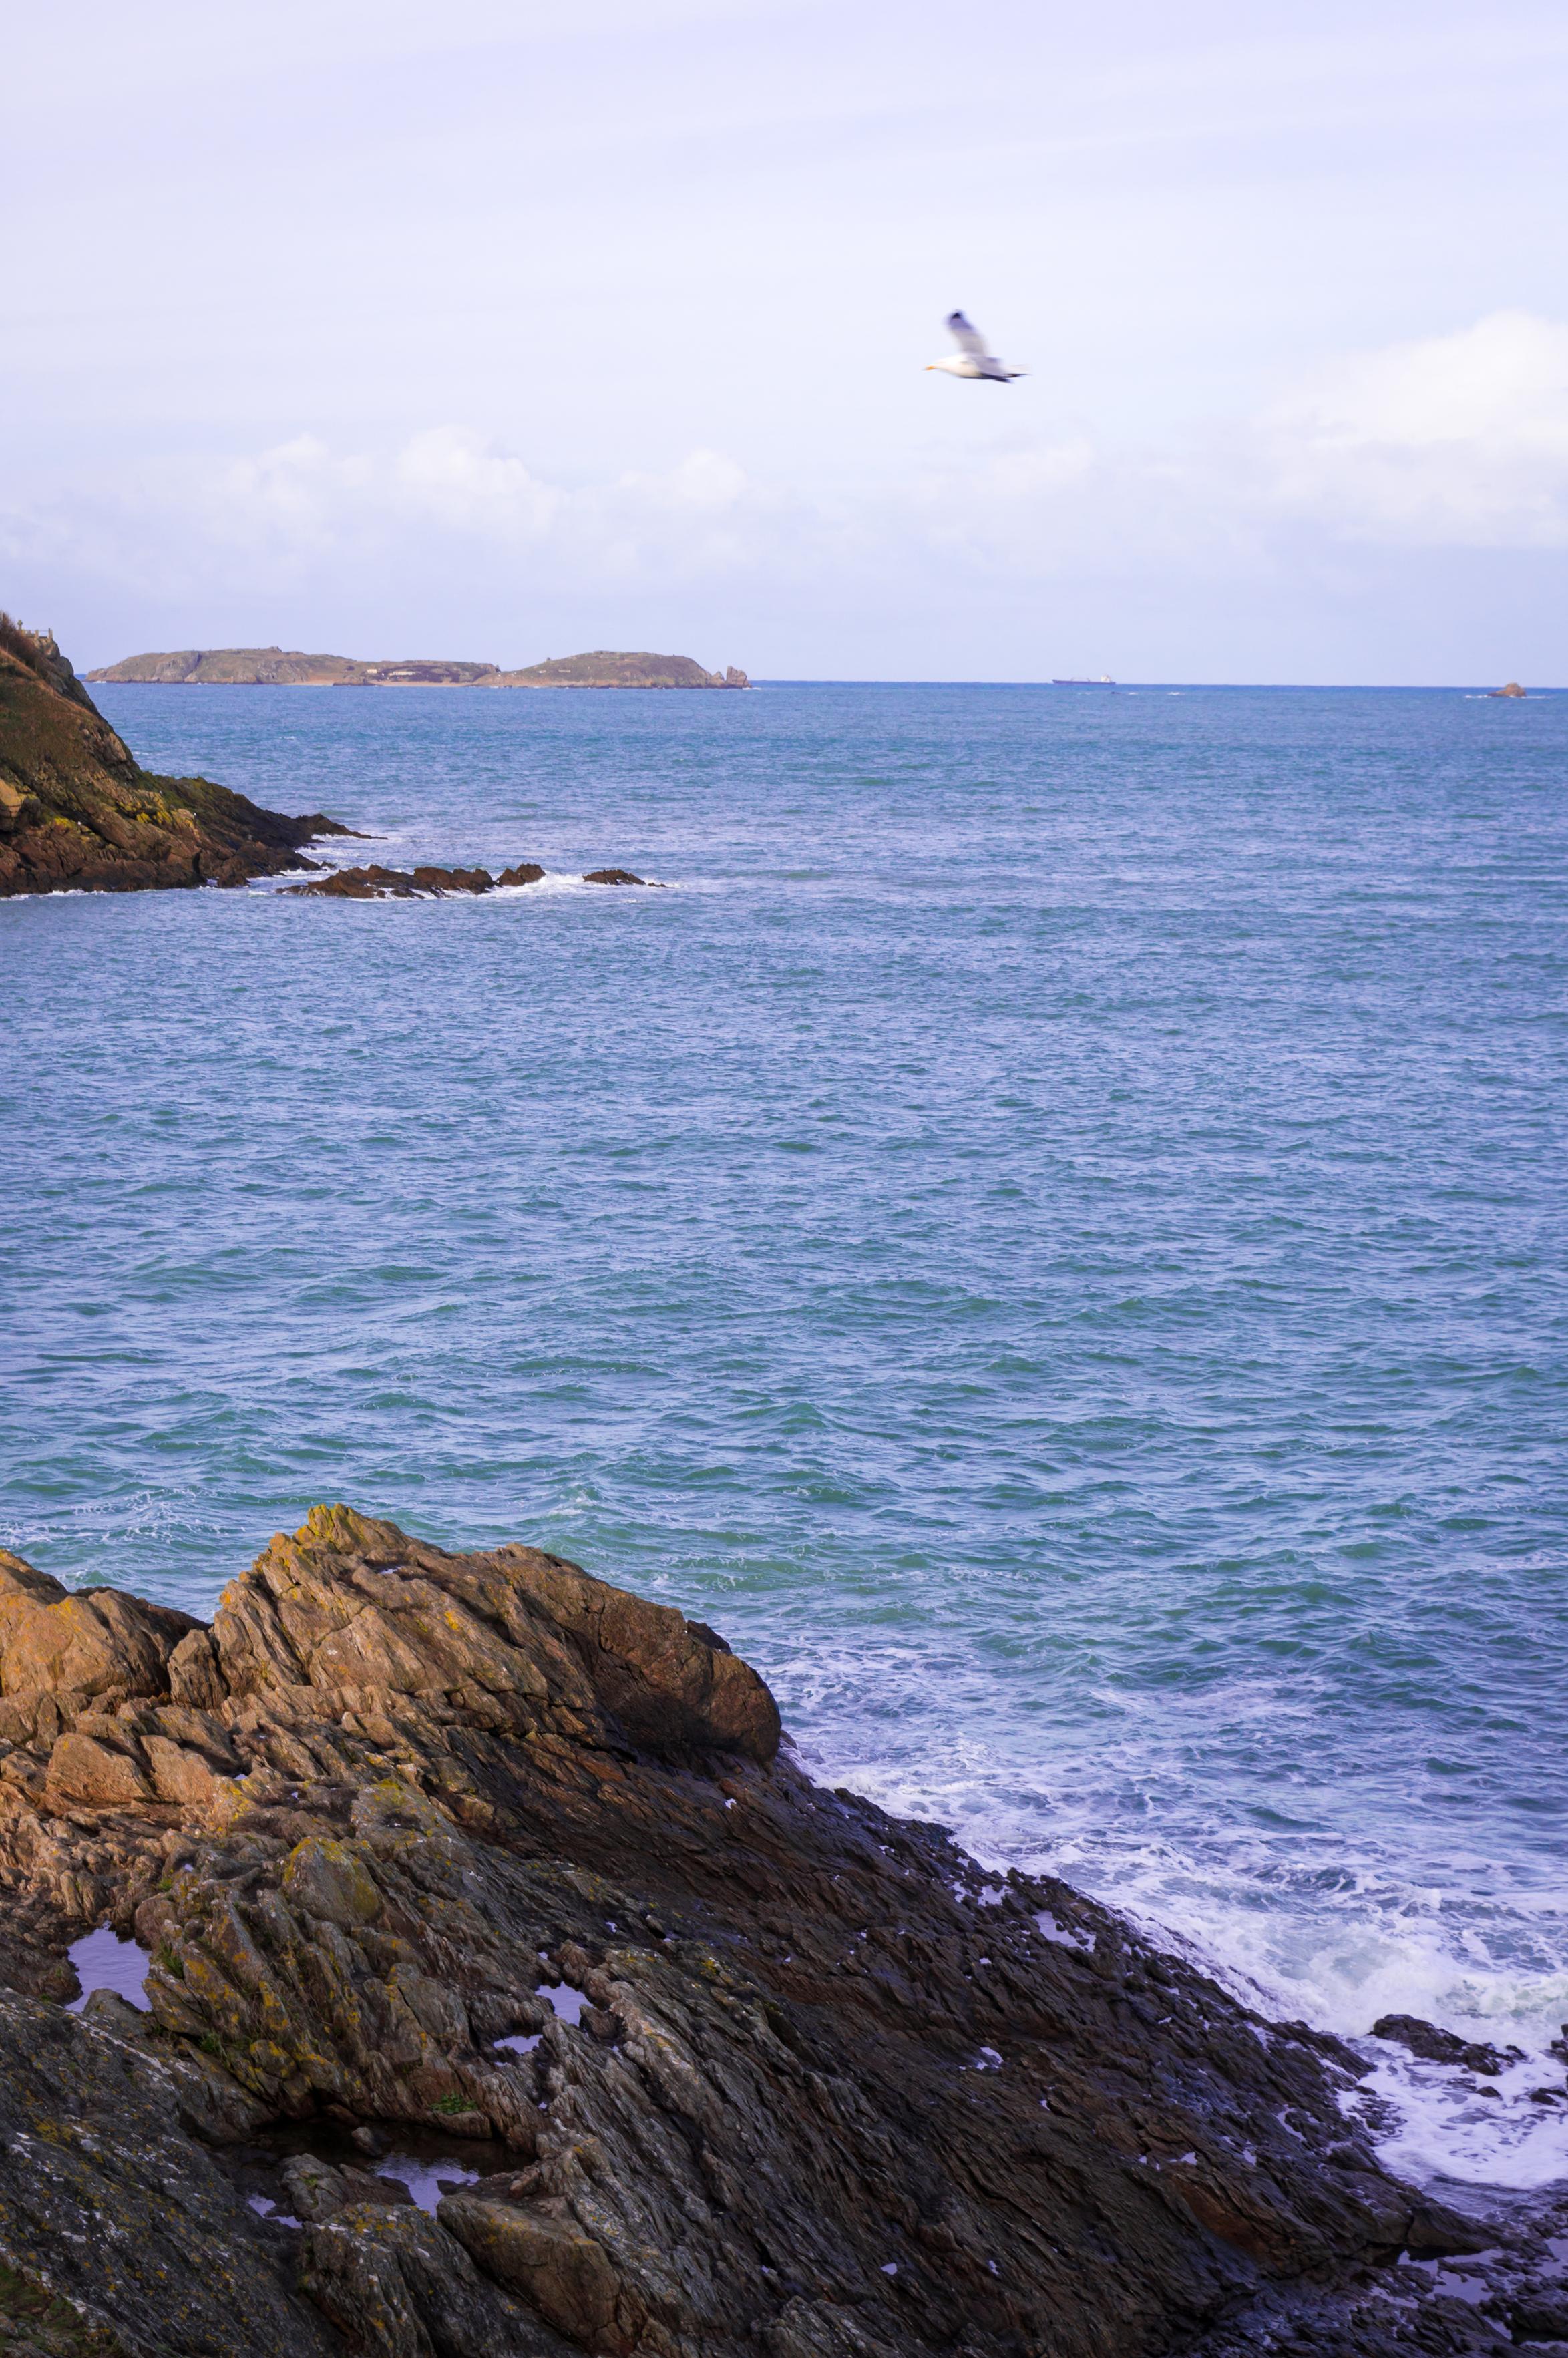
[0,617,353,895]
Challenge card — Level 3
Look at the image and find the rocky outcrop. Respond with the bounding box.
[0,1507,1527,2357]
[284,863,658,900]
[85,648,751,691]
[0,619,353,895]
[286,863,532,900]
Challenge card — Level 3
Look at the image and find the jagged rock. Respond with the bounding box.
[283,863,501,900]
[1371,2013,1521,2077]
[288,862,652,898]
[0,1508,1501,2357]
[0,1986,335,2356]
[0,618,354,896]
[300,2200,568,2356]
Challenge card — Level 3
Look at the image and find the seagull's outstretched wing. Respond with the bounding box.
[946,311,990,357]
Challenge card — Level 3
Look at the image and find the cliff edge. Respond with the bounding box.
[0,618,351,896]
[0,1506,1509,2358]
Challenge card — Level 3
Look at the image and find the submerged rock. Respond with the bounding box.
[0,1506,1511,2355]
[0,618,354,896]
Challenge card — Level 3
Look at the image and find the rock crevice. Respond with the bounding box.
[0,1507,1524,2356]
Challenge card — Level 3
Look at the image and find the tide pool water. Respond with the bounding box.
[5,679,1565,2188]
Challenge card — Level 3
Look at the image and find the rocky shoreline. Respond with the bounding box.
[0,619,352,896]
[0,626,661,901]
[2,1506,1563,2355]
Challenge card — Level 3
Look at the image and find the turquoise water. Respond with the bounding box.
[5,680,1566,2182]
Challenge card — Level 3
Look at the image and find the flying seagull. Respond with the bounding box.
[926,311,1027,382]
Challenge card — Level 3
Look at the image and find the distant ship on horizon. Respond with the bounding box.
[1052,674,1116,687]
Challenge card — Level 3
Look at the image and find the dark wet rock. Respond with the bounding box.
[281,2152,415,2222]
[0,1985,337,2355]
[300,2197,567,2356]
[0,1505,1515,2356]
[0,618,354,896]
[1371,2013,1521,2077]
[287,861,660,897]
[284,863,504,900]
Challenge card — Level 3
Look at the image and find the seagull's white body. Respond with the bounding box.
[926,310,1026,382]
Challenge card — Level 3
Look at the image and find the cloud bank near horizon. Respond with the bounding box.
[7,312,1565,682]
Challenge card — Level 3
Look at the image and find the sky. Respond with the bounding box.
[5,0,1567,681]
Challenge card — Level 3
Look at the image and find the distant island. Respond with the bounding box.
[85,646,751,690]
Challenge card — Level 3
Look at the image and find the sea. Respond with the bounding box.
[5,678,1565,2198]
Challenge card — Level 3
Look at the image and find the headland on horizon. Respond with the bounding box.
[85,646,752,690]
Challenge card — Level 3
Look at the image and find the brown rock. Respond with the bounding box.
[0,1507,1502,2357]
[45,1730,155,1808]
[0,1569,200,1702]
[439,2197,626,2349]
[0,618,355,898]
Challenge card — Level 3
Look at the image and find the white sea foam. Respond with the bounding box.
[1346,2047,1568,2193]
[797,1723,1568,2198]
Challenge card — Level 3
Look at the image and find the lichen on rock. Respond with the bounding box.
[0,1507,1521,2355]
[0,619,353,896]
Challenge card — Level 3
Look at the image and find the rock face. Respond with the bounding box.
[85,647,751,691]
[0,1507,1525,2357]
[0,619,353,896]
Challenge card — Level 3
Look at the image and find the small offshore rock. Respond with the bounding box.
[582,867,658,886]
[1372,2011,1519,2076]
[286,863,498,900]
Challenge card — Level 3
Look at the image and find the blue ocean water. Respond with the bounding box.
[5,679,1566,2186]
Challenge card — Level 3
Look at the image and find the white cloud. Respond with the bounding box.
[1260,311,1568,546]
[4,314,1566,675]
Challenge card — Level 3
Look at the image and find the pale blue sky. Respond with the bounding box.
[6,0,1566,678]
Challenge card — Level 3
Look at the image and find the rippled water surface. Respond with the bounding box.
[5,680,1565,2179]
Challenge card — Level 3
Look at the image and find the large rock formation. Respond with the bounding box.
[0,619,352,895]
[0,1509,1542,2356]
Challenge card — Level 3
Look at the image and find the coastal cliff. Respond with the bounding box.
[0,620,351,896]
[0,1505,1535,2357]
[85,647,751,691]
